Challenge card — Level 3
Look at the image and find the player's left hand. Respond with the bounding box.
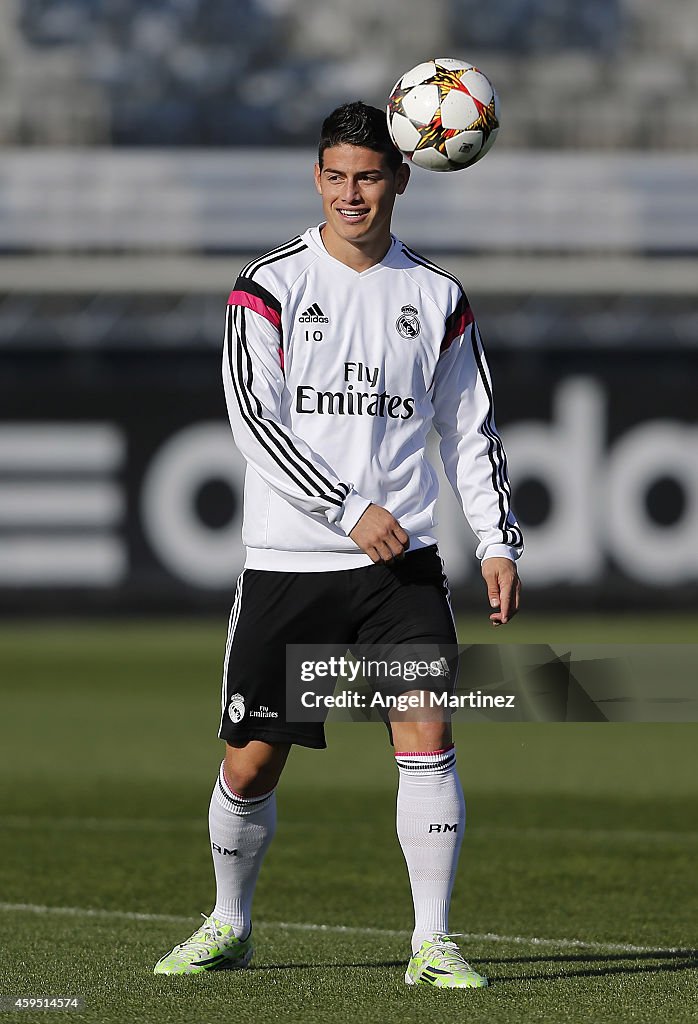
[481,557,521,626]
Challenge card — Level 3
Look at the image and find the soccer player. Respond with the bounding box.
[154,101,522,987]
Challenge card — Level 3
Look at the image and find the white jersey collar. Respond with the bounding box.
[304,224,401,277]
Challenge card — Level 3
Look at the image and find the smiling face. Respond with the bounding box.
[314,144,409,268]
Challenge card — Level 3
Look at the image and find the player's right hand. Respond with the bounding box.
[349,503,409,564]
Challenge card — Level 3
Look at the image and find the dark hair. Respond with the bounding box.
[318,101,403,173]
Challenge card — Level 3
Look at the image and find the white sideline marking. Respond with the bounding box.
[0,902,692,957]
[1,815,697,846]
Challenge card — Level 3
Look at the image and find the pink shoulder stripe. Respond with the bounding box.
[440,305,474,353]
[228,289,281,330]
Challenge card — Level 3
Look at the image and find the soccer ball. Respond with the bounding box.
[387,58,500,172]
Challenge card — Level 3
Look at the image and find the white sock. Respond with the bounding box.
[209,761,276,938]
[395,745,465,954]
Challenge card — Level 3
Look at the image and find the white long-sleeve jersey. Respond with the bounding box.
[223,225,523,571]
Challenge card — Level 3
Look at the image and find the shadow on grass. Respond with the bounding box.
[485,948,697,965]
[486,948,698,984]
[247,948,698,983]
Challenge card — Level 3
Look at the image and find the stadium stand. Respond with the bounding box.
[1,0,697,148]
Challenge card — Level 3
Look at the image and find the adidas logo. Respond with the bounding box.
[298,303,329,324]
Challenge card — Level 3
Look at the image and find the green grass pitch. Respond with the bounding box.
[1,615,697,1023]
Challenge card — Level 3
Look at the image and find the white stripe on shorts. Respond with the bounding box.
[218,569,246,736]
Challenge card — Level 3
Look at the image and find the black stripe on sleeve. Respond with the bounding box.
[237,304,351,504]
[226,307,319,501]
[240,236,304,278]
[228,305,347,508]
[469,323,523,548]
[401,244,463,289]
[242,241,309,281]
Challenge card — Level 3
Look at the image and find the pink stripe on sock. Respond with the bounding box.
[394,744,455,757]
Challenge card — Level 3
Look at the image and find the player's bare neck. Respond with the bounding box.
[320,225,391,273]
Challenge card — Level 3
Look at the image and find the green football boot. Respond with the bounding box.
[154,914,253,975]
[405,933,488,988]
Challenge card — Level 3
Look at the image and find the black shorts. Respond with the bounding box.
[217,545,457,748]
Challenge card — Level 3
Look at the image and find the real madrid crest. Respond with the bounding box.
[396,304,421,339]
[228,692,246,723]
